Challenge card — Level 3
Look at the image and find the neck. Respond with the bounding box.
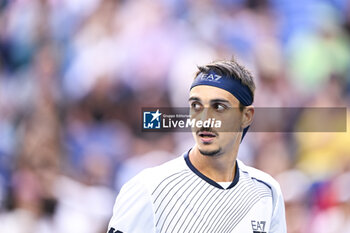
[189,144,239,182]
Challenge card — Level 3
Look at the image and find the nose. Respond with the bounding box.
[199,108,213,122]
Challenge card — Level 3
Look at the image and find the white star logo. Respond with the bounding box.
[151,109,162,122]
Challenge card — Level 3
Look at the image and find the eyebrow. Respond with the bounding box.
[188,97,230,105]
[210,99,230,104]
[188,97,200,102]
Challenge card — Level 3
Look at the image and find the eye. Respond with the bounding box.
[213,103,227,112]
[191,102,203,112]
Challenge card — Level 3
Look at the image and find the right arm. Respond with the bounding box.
[107,176,155,233]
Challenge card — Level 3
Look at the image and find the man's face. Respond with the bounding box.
[189,85,245,156]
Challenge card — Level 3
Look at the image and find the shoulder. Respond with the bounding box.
[237,159,282,196]
[237,161,287,231]
[123,155,189,194]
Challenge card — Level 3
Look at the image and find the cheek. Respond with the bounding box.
[217,132,231,143]
[192,131,197,140]
[219,115,243,132]
[217,132,239,145]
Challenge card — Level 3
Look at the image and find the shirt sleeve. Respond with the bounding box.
[269,183,287,233]
[107,176,155,233]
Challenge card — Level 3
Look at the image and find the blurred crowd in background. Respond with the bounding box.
[0,0,350,232]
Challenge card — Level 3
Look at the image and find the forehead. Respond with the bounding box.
[189,85,240,105]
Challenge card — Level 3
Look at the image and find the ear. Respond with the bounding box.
[241,105,254,128]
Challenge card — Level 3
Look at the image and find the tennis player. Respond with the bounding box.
[107,59,287,233]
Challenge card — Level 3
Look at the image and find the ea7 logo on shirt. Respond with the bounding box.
[251,220,266,233]
[108,228,123,233]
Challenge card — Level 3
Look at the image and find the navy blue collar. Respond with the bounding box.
[184,149,240,190]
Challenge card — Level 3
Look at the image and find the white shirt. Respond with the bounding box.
[108,150,287,233]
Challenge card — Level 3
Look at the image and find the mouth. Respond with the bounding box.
[197,131,217,144]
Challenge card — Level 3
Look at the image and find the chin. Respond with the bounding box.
[198,146,221,156]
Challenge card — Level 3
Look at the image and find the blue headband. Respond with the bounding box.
[190,71,253,140]
[190,71,253,105]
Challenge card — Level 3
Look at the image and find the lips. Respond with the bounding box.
[197,131,217,144]
[198,131,217,137]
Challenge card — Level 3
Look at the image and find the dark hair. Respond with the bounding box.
[195,59,256,111]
